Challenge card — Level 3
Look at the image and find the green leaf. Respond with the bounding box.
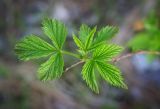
[73,34,84,50]
[15,34,55,61]
[94,26,118,44]
[82,60,99,93]
[128,12,160,53]
[84,27,97,50]
[93,44,123,61]
[75,25,96,51]
[79,24,92,44]
[96,61,127,89]
[42,18,67,49]
[128,33,153,51]
[144,12,159,31]
[38,52,64,81]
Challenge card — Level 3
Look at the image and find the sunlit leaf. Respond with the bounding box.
[15,34,55,61]
[38,52,64,81]
[85,27,97,50]
[93,44,123,61]
[82,60,99,93]
[96,61,127,89]
[73,34,84,50]
[42,18,67,49]
[79,24,92,44]
[93,26,118,44]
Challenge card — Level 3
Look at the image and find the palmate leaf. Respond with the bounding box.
[42,18,67,49]
[15,18,67,82]
[15,34,55,61]
[96,61,127,89]
[38,52,64,81]
[80,43,126,93]
[82,60,99,93]
[93,44,123,61]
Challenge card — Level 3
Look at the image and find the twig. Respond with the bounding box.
[112,51,160,63]
[64,51,160,72]
[64,60,84,72]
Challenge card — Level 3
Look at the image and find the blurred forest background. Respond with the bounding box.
[0,0,160,109]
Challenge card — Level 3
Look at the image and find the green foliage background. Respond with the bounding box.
[128,13,160,52]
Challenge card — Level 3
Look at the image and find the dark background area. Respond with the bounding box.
[0,0,160,109]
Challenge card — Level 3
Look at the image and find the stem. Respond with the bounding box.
[112,51,160,63]
[64,60,84,72]
[64,51,160,73]
[62,50,80,59]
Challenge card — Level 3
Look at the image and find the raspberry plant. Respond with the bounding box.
[15,18,127,93]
